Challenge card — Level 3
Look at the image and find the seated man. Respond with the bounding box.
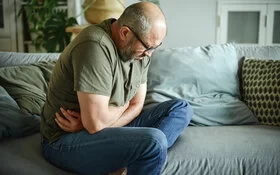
[40,2,193,175]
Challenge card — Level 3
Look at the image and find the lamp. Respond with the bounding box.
[82,0,125,24]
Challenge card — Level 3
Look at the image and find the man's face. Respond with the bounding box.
[119,37,141,61]
[119,24,166,61]
[119,35,160,61]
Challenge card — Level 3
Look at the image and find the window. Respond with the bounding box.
[217,1,280,45]
[0,0,16,52]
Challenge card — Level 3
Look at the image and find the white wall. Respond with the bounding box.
[126,0,217,48]
[79,0,277,49]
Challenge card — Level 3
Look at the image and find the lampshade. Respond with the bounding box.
[83,0,125,24]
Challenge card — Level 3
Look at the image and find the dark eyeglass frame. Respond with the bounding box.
[124,25,162,53]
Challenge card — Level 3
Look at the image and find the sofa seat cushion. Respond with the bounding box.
[162,125,280,175]
[0,125,279,175]
[241,57,280,126]
[0,133,75,175]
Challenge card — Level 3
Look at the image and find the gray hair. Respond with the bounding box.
[117,3,152,37]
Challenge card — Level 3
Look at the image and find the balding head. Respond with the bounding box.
[117,2,166,38]
[112,2,166,60]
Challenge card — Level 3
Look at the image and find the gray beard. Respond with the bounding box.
[118,39,137,62]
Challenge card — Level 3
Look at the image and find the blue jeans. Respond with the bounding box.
[41,99,193,175]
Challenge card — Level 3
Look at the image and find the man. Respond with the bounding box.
[41,2,193,175]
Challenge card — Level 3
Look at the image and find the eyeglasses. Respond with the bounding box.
[124,25,162,53]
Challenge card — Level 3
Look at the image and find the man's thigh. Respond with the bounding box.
[42,127,165,174]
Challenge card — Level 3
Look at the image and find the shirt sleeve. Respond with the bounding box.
[141,57,151,84]
[71,41,112,96]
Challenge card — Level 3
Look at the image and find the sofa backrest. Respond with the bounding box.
[0,52,60,68]
[236,45,280,61]
[0,44,279,126]
[1,45,279,67]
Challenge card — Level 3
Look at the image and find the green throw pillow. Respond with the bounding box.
[241,57,280,126]
[0,61,56,115]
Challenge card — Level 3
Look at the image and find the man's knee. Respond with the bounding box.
[142,128,168,153]
[172,99,194,123]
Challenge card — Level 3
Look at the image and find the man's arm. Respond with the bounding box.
[77,92,128,134]
[55,83,147,132]
[110,83,147,127]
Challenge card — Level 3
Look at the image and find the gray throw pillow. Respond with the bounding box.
[145,43,259,126]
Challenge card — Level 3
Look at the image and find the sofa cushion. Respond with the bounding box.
[241,57,280,126]
[1,126,280,175]
[162,125,280,175]
[0,61,56,139]
[145,43,258,126]
[0,86,40,139]
[0,61,56,115]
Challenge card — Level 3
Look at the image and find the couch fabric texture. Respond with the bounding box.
[0,44,280,175]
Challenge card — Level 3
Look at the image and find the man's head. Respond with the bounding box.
[112,2,167,61]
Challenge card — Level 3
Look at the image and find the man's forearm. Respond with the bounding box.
[107,104,129,123]
[76,84,146,133]
[111,101,143,127]
[110,83,147,127]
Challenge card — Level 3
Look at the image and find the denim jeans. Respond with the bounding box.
[41,99,193,175]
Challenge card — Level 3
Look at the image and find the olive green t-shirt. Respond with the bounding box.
[40,19,151,142]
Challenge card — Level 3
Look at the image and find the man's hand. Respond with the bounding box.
[55,107,84,132]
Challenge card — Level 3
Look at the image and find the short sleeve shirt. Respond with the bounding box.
[40,19,151,142]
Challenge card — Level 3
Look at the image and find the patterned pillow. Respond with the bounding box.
[241,57,280,126]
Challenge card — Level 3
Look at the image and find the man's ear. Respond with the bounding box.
[119,26,130,41]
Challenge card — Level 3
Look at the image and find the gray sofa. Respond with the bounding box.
[0,44,280,175]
